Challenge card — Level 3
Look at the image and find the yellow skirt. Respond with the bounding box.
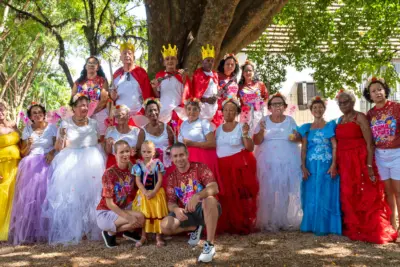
[133,188,168,234]
[0,132,20,241]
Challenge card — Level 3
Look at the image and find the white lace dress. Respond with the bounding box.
[254,115,303,231]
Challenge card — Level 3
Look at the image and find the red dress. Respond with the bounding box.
[336,118,397,244]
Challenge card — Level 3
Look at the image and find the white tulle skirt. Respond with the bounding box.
[255,141,303,231]
[42,146,105,245]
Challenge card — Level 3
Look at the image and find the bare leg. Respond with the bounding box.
[160,216,196,236]
[384,180,396,229]
[202,196,219,244]
[391,179,400,230]
[156,233,165,247]
[136,228,147,247]
[114,211,145,233]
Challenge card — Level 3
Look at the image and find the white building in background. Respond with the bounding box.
[283,61,400,126]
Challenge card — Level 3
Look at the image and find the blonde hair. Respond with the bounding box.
[113,139,130,154]
[141,140,156,155]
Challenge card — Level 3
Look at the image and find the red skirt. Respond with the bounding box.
[216,150,259,235]
[187,147,223,194]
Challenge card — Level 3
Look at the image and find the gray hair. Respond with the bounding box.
[336,90,356,103]
[113,104,130,116]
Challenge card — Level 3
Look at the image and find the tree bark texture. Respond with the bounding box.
[145,0,288,76]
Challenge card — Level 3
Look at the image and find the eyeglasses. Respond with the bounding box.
[86,62,98,66]
[338,100,351,106]
[270,102,284,107]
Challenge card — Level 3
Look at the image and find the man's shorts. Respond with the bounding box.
[168,202,222,228]
[96,210,119,232]
[376,148,400,181]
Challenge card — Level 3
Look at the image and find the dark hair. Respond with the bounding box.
[114,139,130,154]
[185,100,201,110]
[268,95,288,109]
[222,100,241,114]
[69,95,90,108]
[363,80,391,103]
[27,104,46,121]
[217,56,240,78]
[239,62,260,85]
[170,142,189,155]
[309,99,326,110]
[76,56,108,84]
[144,100,161,112]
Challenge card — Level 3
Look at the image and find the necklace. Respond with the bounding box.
[72,116,87,125]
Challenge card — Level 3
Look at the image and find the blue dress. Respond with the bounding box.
[297,120,342,235]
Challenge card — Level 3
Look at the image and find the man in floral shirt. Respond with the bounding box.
[161,142,221,263]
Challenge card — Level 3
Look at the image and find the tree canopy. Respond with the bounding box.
[247,0,400,97]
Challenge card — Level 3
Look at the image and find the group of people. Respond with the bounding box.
[0,40,399,263]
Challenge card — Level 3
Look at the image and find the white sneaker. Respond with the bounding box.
[188,225,203,246]
[198,241,215,263]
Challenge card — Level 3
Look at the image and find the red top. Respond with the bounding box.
[191,68,219,99]
[96,165,136,210]
[113,66,154,100]
[155,70,191,105]
[367,101,400,149]
[166,162,217,207]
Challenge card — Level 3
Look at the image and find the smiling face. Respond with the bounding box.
[242,64,254,82]
[337,94,355,114]
[170,146,189,170]
[185,103,200,122]
[222,102,238,122]
[369,82,387,104]
[145,103,159,121]
[269,96,286,116]
[115,142,131,165]
[120,49,135,65]
[72,98,89,117]
[224,58,236,76]
[202,57,214,72]
[29,106,45,123]
[85,57,99,74]
[164,56,178,72]
[310,102,325,119]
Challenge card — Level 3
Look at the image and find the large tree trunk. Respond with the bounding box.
[145,0,288,76]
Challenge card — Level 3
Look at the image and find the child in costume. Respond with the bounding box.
[133,140,168,247]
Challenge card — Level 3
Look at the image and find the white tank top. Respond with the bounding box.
[143,123,170,150]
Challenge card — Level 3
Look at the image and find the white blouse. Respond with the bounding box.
[216,123,245,158]
[105,126,140,148]
[159,76,183,123]
[178,119,213,143]
[114,72,143,115]
[143,123,170,150]
[59,117,98,149]
[22,124,57,155]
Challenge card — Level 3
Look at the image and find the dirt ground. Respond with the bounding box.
[1,231,399,267]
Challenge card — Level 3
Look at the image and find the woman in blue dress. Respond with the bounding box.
[297,96,342,235]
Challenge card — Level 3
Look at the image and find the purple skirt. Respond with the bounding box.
[8,154,50,245]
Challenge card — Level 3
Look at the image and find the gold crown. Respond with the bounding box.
[161,44,178,58]
[201,44,215,60]
[120,41,135,52]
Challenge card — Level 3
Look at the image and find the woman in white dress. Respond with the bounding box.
[253,93,302,231]
[104,105,140,168]
[42,94,105,245]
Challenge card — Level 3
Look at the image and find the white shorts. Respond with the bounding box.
[375,148,400,181]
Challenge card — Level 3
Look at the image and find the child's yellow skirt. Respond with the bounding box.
[132,188,168,233]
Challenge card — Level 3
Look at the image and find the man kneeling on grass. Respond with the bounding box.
[96,140,145,247]
[161,142,221,263]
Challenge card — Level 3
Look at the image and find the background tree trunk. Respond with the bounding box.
[145,0,288,76]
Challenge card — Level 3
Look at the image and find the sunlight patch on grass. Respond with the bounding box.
[4,261,30,266]
[297,247,353,257]
[257,239,278,246]
[31,252,64,259]
[71,257,115,266]
[0,252,31,258]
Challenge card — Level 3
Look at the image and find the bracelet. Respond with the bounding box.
[367,164,373,168]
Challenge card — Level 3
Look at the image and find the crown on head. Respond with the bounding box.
[201,44,215,60]
[161,44,178,59]
[222,95,241,108]
[184,97,201,106]
[120,41,135,52]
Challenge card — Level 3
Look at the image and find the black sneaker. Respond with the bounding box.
[122,231,141,242]
[102,231,117,248]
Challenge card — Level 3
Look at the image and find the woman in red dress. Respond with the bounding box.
[335,90,397,244]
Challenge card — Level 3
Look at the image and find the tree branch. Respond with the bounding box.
[98,34,146,54]
[95,0,112,43]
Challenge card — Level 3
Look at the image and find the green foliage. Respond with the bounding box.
[249,0,400,98]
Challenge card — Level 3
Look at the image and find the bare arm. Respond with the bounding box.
[135,176,147,194]
[184,132,216,149]
[196,182,219,198]
[166,124,175,145]
[105,198,130,220]
[20,139,32,157]
[301,136,310,179]
[241,122,254,152]
[93,89,108,114]
[71,83,78,96]
[253,121,266,145]
[135,129,145,157]
[357,113,374,166]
